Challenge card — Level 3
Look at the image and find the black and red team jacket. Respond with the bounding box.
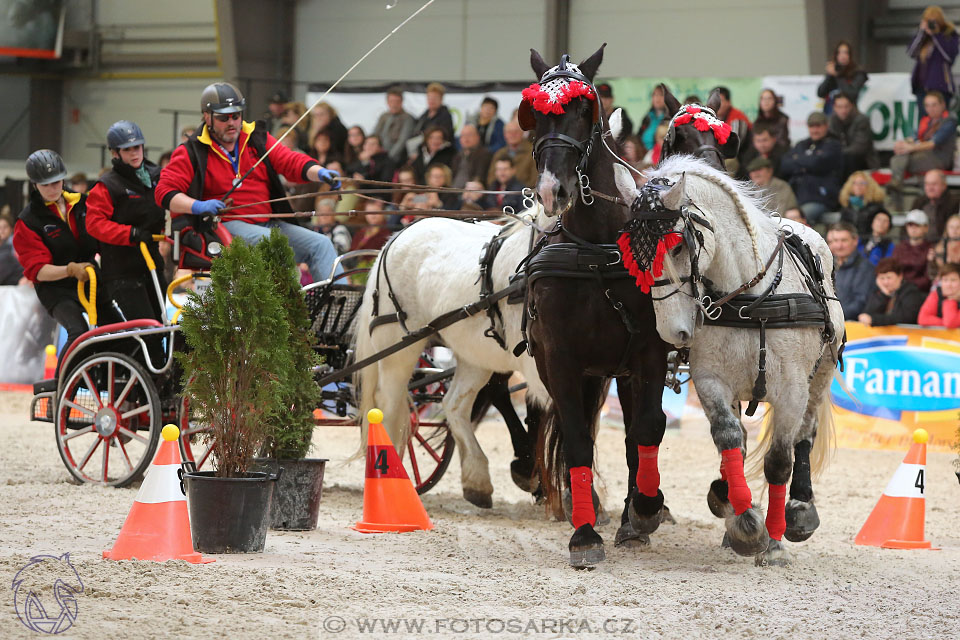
[13,189,98,311]
[155,120,318,224]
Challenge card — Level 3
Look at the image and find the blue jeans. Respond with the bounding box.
[223,220,343,281]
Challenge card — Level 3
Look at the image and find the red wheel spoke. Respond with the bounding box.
[121,405,150,420]
[62,399,95,418]
[407,439,422,486]
[102,438,110,482]
[415,430,443,463]
[117,438,134,472]
[107,360,114,404]
[78,436,102,471]
[180,425,210,437]
[115,375,137,408]
[81,371,104,409]
[117,426,149,446]
[198,443,213,469]
[61,425,94,441]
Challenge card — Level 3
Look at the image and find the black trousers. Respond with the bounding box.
[105,274,168,366]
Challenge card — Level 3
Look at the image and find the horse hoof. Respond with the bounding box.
[660,505,677,525]
[562,486,604,528]
[463,488,493,509]
[784,499,820,543]
[614,522,651,548]
[720,532,732,549]
[510,459,540,494]
[707,479,732,518]
[725,508,769,557]
[569,524,605,568]
[755,537,792,567]
[628,490,664,535]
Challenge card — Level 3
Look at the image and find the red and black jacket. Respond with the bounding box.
[13,189,97,312]
[86,159,165,281]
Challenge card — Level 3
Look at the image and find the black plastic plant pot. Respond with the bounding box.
[255,458,328,531]
[182,469,281,553]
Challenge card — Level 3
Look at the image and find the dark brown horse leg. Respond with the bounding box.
[614,377,649,547]
[626,359,668,538]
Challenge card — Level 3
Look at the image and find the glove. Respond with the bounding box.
[316,167,341,189]
[191,199,225,216]
[129,226,154,244]
[66,262,92,282]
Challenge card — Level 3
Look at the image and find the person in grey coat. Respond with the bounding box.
[828,94,877,179]
[827,222,877,320]
[373,86,416,164]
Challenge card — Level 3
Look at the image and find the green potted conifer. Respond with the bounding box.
[177,237,287,553]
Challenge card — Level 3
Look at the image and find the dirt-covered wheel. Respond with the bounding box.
[54,352,161,487]
[176,387,214,470]
[405,353,455,494]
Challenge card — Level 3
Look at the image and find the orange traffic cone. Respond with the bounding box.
[855,429,934,550]
[103,424,214,563]
[353,409,433,533]
[43,344,57,379]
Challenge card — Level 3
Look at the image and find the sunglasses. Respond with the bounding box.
[213,113,242,122]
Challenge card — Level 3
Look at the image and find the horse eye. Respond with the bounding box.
[670,244,683,256]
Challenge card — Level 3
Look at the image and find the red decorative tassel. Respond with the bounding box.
[522,81,595,116]
[636,445,660,497]
[686,105,701,114]
[766,484,787,541]
[617,232,639,278]
[711,122,731,144]
[673,112,693,126]
[693,117,711,132]
[720,449,753,515]
[569,466,596,529]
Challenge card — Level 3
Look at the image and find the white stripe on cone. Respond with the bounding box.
[134,463,186,504]
[883,463,925,499]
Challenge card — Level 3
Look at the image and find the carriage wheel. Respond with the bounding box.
[55,352,161,488]
[177,391,214,470]
[405,356,455,494]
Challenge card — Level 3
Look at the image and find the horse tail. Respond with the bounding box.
[351,257,381,462]
[810,376,838,478]
[745,408,773,481]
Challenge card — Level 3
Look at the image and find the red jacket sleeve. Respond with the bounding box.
[918,290,946,326]
[156,144,196,210]
[12,219,51,282]
[263,133,318,183]
[941,299,960,329]
[85,183,133,246]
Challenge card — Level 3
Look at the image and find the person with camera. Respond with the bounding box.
[908,6,959,118]
[817,41,868,115]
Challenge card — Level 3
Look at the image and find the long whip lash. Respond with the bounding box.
[221,0,437,200]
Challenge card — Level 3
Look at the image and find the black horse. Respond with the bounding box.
[521,45,668,568]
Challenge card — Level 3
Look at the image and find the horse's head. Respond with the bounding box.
[613,164,715,346]
[519,45,605,216]
[659,88,739,171]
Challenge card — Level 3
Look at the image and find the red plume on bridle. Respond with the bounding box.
[521,80,595,115]
[670,105,731,145]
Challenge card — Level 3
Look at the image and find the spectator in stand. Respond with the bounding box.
[637,85,669,155]
[393,165,418,208]
[481,157,525,211]
[413,82,455,144]
[888,90,958,207]
[487,120,536,188]
[313,197,351,254]
[595,83,633,145]
[683,95,702,105]
[426,163,458,210]
[308,102,348,157]
[642,122,670,168]
[828,222,876,319]
[858,209,896,265]
[711,85,752,175]
[912,168,958,241]
[783,207,808,225]
[275,125,300,152]
[469,97,506,153]
[917,262,960,327]
[0,213,25,285]
[908,6,959,119]
[68,173,88,194]
[451,124,492,189]
[343,126,365,169]
[738,123,785,178]
[180,126,197,144]
[309,130,340,167]
[280,101,310,152]
[748,157,797,214]
[858,258,925,326]
[158,151,172,169]
[754,89,790,153]
[929,213,960,276]
[349,134,396,184]
[838,170,886,234]
[264,90,288,135]
[350,205,393,252]
[412,126,455,184]
[817,41,868,114]
[373,86,416,165]
[779,111,843,225]
[893,209,934,291]
[828,93,877,179]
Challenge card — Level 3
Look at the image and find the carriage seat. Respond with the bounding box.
[58,319,164,372]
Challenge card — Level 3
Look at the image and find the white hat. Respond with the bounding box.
[904,209,929,226]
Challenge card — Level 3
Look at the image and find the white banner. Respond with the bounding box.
[761,73,916,152]
[305,89,524,139]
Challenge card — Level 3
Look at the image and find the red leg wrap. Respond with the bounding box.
[636,445,660,497]
[569,466,596,529]
[719,459,728,482]
[720,449,752,515]
[766,484,787,541]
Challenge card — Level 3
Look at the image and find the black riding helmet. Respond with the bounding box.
[200,82,246,114]
[107,120,145,150]
[25,149,68,185]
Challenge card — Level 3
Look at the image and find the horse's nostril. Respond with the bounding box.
[556,184,568,200]
[678,330,690,344]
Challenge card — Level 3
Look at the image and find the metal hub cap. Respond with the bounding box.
[94,408,119,437]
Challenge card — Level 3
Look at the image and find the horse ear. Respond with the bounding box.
[721,129,740,158]
[661,173,687,210]
[706,89,722,113]
[613,164,638,202]
[661,84,681,117]
[577,43,606,81]
[530,48,550,78]
[518,100,536,131]
[609,108,623,140]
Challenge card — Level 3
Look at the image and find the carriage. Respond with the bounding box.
[27,235,459,493]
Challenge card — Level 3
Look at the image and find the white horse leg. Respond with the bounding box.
[696,375,769,557]
[442,362,497,508]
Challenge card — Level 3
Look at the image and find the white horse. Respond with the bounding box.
[613,155,843,566]
[354,215,549,507]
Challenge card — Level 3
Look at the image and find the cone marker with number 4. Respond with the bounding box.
[353,408,433,533]
[855,429,935,550]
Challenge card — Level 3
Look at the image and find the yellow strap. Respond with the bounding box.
[77,267,97,327]
[139,242,156,271]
